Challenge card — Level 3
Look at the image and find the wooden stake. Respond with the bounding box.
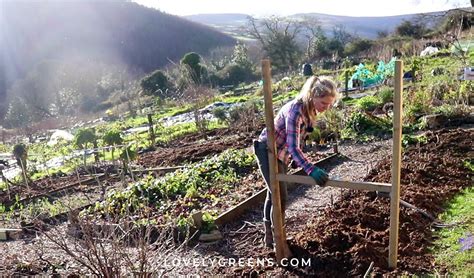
[389,60,403,269]
[344,70,349,98]
[147,114,156,147]
[261,59,292,262]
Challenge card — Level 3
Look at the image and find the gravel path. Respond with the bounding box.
[286,139,392,230]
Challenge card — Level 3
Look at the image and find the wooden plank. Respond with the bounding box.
[131,166,184,174]
[262,59,291,261]
[276,174,391,192]
[0,228,23,241]
[389,60,403,269]
[214,188,267,226]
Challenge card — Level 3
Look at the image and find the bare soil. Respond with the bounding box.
[137,125,263,167]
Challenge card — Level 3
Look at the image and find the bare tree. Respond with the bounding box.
[299,16,324,61]
[246,16,303,71]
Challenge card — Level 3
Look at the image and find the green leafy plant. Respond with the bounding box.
[140,70,171,97]
[212,107,228,123]
[93,149,256,231]
[342,111,391,140]
[13,143,29,185]
[74,128,99,166]
[119,145,137,174]
[463,159,474,172]
[201,211,217,233]
[402,134,428,148]
[103,129,124,161]
[355,95,381,111]
[377,87,394,104]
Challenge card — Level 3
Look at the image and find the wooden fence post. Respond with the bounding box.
[261,59,292,262]
[389,60,403,268]
[147,113,155,147]
[344,70,349,98]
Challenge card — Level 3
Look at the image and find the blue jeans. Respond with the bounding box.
[253,140,288,224]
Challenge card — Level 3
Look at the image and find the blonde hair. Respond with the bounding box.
[296,76,339,123]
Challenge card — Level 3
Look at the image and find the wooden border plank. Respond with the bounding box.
[214,188,267,226]
[276,174,391,192]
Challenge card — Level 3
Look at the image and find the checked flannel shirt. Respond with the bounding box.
[258,99,315,175]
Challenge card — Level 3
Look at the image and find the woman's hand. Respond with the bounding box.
[309,167,329,186]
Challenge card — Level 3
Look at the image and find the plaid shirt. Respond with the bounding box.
[258,100,315,175]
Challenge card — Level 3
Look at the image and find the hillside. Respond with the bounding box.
[185,11,444,39]
[0,1,236,118]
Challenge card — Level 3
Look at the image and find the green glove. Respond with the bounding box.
[309,167,329,186]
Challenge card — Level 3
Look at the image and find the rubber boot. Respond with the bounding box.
[263,220,273,248]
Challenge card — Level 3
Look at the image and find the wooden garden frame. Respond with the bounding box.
[261,59,403,268]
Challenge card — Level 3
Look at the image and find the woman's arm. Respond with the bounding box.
[285,105,315,175]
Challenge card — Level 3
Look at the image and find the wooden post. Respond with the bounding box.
[147,114,155,147]
[261,59,292,262]
[389,60,403,268]
[344,70,349,98]
[92,128,99,163]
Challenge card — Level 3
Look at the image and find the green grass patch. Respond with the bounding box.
[273,90,298,104]
[431,187,474,276]
[216,94,252,104]
[464,159,474,172]
[155,104,194,120]
[342,96,358,106]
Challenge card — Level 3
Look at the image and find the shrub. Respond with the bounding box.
[228,100,262,131]
[377,87,394,104]
[217,64,256,86]
[404,89,431,123]
[343,111,391,138]
[103,129,123,161]
[140,70,171,97]
[395,20,428,39]
[74,129,96,149]
[180,52,204,84]
[344,39,374,56]
[13,143,28,168]
[355,95,381,111]
[212,107,228,123]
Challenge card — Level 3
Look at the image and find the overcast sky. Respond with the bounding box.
[132,0,471,17]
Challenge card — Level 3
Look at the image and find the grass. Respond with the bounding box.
[342,96,358,106]
[272,90,298,103]
[431,185,474,276]
[216,94,252,104]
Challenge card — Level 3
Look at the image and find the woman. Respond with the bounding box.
[254,76,339,248]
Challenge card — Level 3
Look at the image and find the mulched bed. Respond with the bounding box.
[137,125,263,167]
[210,128,472,276]
[0,164,116,206]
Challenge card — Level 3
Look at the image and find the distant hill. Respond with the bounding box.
[184,11,444,39]
[0,1,236,118]
[290,13,430,39]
